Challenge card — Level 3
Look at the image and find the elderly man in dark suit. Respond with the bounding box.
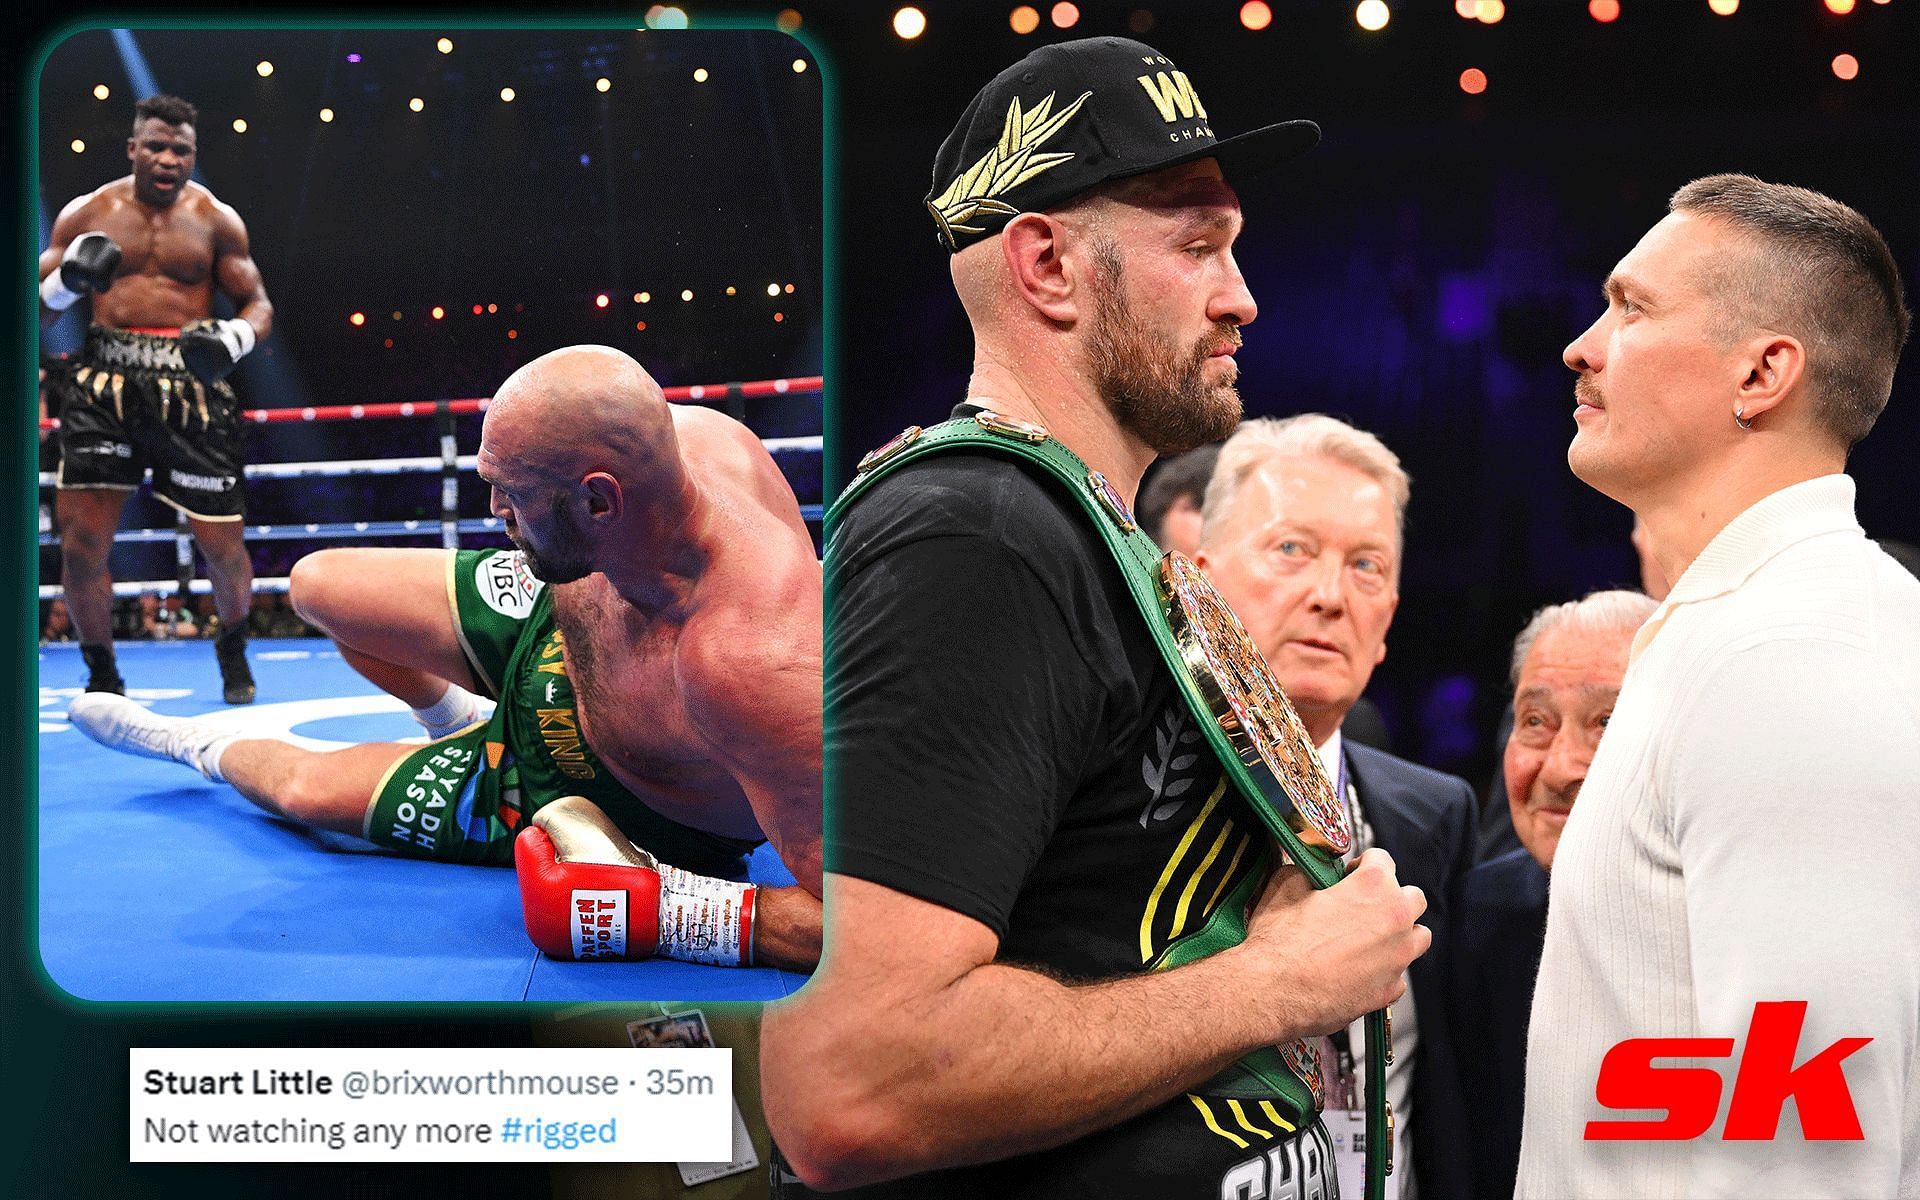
[1451,589,1653,1199]
[1197,414,1476,1199]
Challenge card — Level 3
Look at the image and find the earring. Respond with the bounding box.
[1734,405,1754,431]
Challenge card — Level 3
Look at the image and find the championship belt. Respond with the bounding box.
[831,412,1394,1200]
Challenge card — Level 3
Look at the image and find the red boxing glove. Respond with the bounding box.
[515,823,662,961]
[514,796,757,966]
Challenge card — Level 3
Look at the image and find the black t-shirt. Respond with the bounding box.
[814,409,1337,1199]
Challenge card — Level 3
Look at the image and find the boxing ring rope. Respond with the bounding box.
[38,375,824,602]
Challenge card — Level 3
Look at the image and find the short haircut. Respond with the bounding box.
[1670,174,1910,448]
[133,94,198,133]
[1201,414,1410,550]
[1138,444,1221,546]
[1508,589,1657,688]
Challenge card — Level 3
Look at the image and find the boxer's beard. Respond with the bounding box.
[512,495,594,584]
[1086,241,1243,456]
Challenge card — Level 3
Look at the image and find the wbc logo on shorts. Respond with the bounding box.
[476,551,545,618]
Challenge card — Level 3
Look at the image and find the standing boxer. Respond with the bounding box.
[1519,175,1919,1196]
[763,38,1427,1196]
[40,94,271,702]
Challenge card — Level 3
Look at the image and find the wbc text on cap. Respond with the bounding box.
[925,36,1321,252]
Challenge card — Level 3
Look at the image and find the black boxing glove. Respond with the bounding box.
[179,318,257,385]
[41,232,122,310]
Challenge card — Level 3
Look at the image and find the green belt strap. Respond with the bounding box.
[832,412,1392,1199]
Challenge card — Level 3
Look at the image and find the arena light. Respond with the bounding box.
[1708,0,1737,14]
[1825,0,1855,12]
[1010,5,1040,34]
[472,304,484,315]
[319,107,335,122]
[1455,0,1476,16]
[681,289,694,301]
[437,37,454,53]
[1356,0,1390,31]
[431,305,446,320]
[596,76,613,92]
[1129,9,1155,32]
[349,312,366,326]
[636,321,648,331]
[725,285,738,296]
[346,53,362,63]
[1051,2,1080,28]
[93,84,110,100]
[784,283,796,294]
[256,60,273,77]
[1459,67,1488,94]
[1476,0,1504,22]
[70,138,85,153]
[776,9,803,32]
[595,293,611,309]
[693,68,709,82]
[383,338,394,349]
[893,6,927,39]
[500,87,515,102]
[1241,2,1272,31]
[767,283,781,296]
[1832,52,1859,79]
[409,97,425,112]
[636,291,651,303]
[774,312,785,323]
[646,5,690,29]
[231,118,248,133]
[792,58,808,72]
[1589,0,1620,20]
[487,303,498,314]
[507,329,518,340]
[391,311,402,321]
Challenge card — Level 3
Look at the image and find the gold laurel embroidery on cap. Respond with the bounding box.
[928,89,1093,246]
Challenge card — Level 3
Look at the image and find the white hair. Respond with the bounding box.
[1509,589,1658,687]
[1201,414,1410,548]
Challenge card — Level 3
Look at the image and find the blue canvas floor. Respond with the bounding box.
[37,638,809,1002]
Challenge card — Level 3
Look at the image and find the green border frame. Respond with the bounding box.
[18,10,838,1018]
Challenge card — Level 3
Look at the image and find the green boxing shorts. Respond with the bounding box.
[360,548,761,872]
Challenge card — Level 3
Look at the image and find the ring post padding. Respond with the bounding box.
[437,398,459,550]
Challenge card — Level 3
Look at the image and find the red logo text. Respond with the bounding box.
[1585,1001,1870,1141]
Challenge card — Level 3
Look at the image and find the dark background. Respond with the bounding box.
[811,0,1920,793]
[37,25,823,594]
[9,2,1920,1197]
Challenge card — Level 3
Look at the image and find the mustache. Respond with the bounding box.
[1575,376,1604,408]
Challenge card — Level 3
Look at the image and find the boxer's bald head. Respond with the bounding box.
[480,345,686,582]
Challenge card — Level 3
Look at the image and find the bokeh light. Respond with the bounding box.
[1241,2,1273,31]
[1052,2,1081,28]
[1589,0,1620,21]
[1459,67,1488,94]
[1356,0,1391,31]
[255,61,273,77]
[1831,53,1859,79]
[1011,5,1040,34]
[893,6,927,38]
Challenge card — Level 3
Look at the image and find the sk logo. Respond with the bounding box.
[1587,1001,1871,1141]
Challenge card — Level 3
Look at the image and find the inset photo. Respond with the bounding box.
[35,25,822,1003]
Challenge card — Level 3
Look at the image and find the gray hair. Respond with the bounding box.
[1201,414,1410,548]
[1509,589,1658,688]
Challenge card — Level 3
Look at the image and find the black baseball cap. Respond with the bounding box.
[926,36,1319,252]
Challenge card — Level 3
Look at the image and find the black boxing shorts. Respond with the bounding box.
[53,325,246,520]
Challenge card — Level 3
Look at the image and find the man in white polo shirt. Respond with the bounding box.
[1518,174,1919,1197]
